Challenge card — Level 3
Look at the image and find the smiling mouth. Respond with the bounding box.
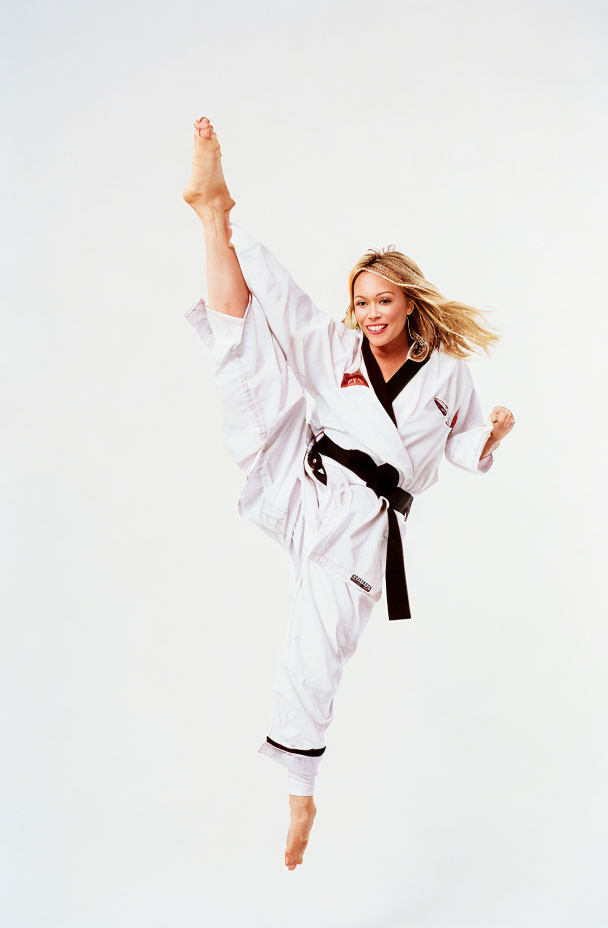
[366,323,388,333]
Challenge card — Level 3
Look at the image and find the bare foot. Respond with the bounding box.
[285,795,317,870]
[182,115,236,217]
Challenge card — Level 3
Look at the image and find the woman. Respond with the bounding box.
[182,116,515,870]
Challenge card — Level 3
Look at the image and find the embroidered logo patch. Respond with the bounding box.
[350,574,372,592]
[341,370,369,389]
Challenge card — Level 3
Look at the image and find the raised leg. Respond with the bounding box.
[183,115,249,318]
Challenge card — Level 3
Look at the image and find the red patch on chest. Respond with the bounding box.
[341,370,369,389]
[435,396,458,429]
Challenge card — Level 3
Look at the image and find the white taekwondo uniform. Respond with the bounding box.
[184,224,500,795]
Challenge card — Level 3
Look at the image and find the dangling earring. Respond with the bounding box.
[407,311,424,346]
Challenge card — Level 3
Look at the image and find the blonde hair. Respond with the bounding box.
[343,246,501,361]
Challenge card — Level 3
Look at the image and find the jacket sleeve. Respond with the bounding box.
[227,223,358,396]
[444,362,501,474]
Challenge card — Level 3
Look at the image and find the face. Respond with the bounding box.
[353,271,412,347]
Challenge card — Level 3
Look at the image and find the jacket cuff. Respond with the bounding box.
[474,417,501,472]
[447,415,501,474]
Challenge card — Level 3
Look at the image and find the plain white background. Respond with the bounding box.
[2,0,607,924]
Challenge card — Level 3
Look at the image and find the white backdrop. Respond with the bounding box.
[3,0,607,925]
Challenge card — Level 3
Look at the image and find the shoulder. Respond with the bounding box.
[437,343,472,377]
[436,343,464,377]
[435,345,474,401]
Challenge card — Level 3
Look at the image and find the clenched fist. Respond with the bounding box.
[489,406,515,441]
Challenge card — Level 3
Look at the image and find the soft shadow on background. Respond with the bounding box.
[3,0,607,925]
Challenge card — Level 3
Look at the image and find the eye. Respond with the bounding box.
[355,299,391,307]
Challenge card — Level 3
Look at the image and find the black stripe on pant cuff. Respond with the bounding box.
[266,736,326,757]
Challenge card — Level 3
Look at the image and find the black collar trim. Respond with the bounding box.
[361,336,432,426]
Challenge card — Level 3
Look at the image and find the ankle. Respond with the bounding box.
[198,203,233,238]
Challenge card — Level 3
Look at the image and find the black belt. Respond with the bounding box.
[307,433,413,621]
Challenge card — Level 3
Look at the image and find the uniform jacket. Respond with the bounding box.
[185,224,500,604]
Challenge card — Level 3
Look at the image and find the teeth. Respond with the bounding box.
[368,324,387,332]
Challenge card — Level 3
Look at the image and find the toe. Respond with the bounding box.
[194,124,213,139]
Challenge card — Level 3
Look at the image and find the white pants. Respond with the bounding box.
[186,293,385,795]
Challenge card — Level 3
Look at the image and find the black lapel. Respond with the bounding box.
[361,336,432,426]
[385,350,432,403]
[361,336,397,425]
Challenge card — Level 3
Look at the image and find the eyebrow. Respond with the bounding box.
[353,290,395,299]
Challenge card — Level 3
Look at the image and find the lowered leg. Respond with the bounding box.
[258,557,377,869]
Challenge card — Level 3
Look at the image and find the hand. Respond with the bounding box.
[489,406,515,441]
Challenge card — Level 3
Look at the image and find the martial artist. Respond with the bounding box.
[182,116,515,870]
